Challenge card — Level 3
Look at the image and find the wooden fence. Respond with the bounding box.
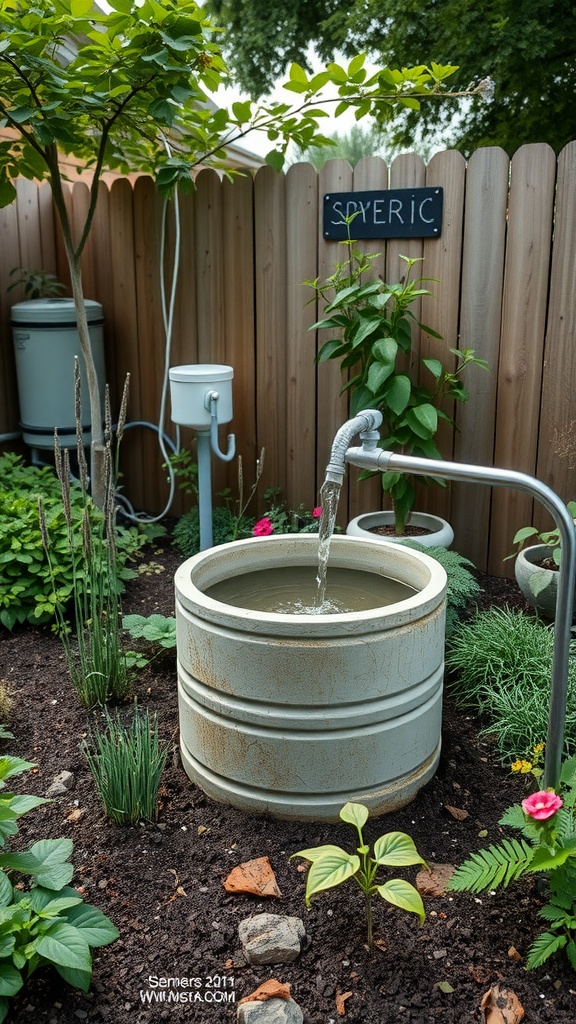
[1,142,576,575]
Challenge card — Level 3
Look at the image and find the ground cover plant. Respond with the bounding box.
[446,607,576,759]
[0,452,143,631]
[2,538,576,1022]
[0,752,118,1022]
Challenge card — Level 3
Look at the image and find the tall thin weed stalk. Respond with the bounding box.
[39,366,131,706]
[84,706,168,824]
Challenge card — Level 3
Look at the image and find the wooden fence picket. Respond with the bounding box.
[2,144,575,574]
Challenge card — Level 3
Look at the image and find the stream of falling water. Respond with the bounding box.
[315,478,342,608]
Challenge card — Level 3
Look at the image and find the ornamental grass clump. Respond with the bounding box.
[39,369,132,707]
[448,756,576,971]
[445,607,576,759]
[84,707,168,825]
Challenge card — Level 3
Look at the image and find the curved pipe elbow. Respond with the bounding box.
[325,409,382,484]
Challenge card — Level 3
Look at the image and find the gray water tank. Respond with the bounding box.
[10,298,106,450]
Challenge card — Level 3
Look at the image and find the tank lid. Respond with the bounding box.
[169,364,234,383]
[10,298,103,325]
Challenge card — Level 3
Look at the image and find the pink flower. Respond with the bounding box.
[521,791,563,821]
[312,507,322,519]
[253,517,273,537]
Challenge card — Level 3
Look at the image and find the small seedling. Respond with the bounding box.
[291,801,427,946]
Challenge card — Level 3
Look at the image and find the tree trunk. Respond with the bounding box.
[67,254,106,510]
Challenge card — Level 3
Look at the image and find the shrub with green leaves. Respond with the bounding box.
[84,707,169,825]
[446,607,576,759]
[0,453,143,630]
[0,753,118,1021]
[402,542,481,637]
[448,755,576,972]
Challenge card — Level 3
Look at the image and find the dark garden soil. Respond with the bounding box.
[1,535,576,1024]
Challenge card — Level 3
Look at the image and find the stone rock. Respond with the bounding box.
[46,770,75,798]
[415,863,455,897]
[237,997,303,1024]
[238,914,305,965]
[45,782,67,797]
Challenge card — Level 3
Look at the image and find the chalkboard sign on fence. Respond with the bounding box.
[323,187,443,240]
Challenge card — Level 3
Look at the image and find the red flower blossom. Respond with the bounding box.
[312,507,322,519]
[253,517,273,537]
[521,791,563,821]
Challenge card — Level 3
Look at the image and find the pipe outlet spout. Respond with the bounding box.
[325,409,383,485]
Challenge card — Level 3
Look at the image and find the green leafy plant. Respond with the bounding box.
[173,449,266,555]
[0,452,143,630]
[122,613,176,669]
[506,502,576,595]
[0,754,118,1021]
[446,607,576,759]
[402,542,481,637]
[84,706,169,825]
[167,448,198,498]
[122,614,177,649]
[307,233,488,534]
[7,267,66,300]
[447,756,576,971]
[291,801,427,947]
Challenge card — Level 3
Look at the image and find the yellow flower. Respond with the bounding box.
[511,760,524,773]
[519,760,533,774]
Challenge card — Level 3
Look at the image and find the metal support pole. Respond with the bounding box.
[196,430,213,551]
[343,445,576,791]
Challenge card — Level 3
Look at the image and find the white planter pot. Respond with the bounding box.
[514,543,560,620]
[346,510,454,549]
[175,534,447,821]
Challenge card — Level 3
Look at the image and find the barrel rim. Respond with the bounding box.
[174,534,447,637]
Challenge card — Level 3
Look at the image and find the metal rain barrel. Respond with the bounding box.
[10,298,106,449]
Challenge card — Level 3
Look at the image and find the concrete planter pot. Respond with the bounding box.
[346,510,454,549]
[175,534,447,821]
[514,543,560,620]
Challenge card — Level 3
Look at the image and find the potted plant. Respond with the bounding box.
[307,231,488,543]
[508,504,576,619]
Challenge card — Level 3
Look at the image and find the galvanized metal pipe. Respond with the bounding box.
[337,440,576,791]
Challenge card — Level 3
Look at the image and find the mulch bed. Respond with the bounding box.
[1,535,575,1024]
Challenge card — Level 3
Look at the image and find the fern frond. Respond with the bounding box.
[538,903,572,923]
[499,804,526,830]
[499,803,541,840]
[525,930,567,970]
[447,838,533,894]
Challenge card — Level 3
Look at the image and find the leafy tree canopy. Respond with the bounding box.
[0,0,464,506]
[207,0,576,155]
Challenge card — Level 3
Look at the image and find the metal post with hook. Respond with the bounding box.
[197,390,236,551]
[168,363,236,552]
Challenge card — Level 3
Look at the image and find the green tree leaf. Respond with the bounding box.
[0,963,22,998]
[34,922,92,971]
[339,803,369,833]
[377,878,425,924]
[64,903,120,947]
[373,831,427,867]
[303,851,360,906]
